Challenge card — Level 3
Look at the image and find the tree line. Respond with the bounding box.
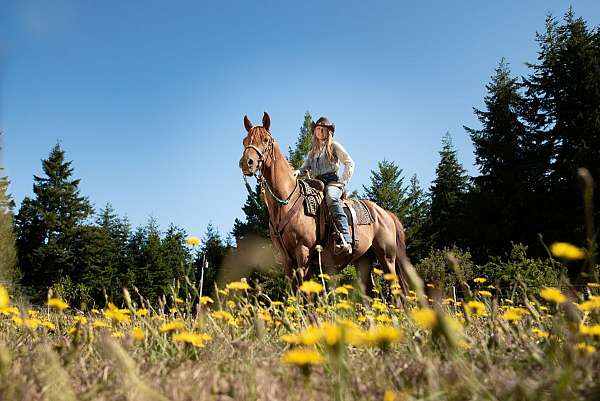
[1,9,598,306]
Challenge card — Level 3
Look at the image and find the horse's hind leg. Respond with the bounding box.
[372,238,398,279]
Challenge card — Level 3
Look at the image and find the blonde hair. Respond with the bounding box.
[309,127,336,162]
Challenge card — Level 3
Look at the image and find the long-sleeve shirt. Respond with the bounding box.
[298,141,355,185]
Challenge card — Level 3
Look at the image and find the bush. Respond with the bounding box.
[415,246,475,289]
[476,243,559,298]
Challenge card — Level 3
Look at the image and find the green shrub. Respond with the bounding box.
[415,246,475,289]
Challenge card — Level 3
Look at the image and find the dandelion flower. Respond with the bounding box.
[474,277,487,284]
[372,268,383,276]
[111,330,125,338]
[335,286,349,296]
[200,296,214,305]
[464,300,487,317]
[159,320,186,333]
[0,286,9,308]
[532,328,549,338]
[318,273,331,280]
[575,342,596,354]
[186,236,201,246]
[131,327,145,341]
[577,296,600,312]
[501,307,529,322]
[47,298,69,311]
[477,290,493,298]
[281,348,324,367]
[364,325,403,347]
[299,280,323,294]
[540,287,567,304]
[92,320,111,328]
[173,331,211,348]
[383,273,398,282]
[410,308,437,330]
[136,308,149,317]
[550,242,586,260]
[579,324,600,337]
[226,280,251,291]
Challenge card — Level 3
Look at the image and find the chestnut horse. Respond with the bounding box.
[239,112,411,293]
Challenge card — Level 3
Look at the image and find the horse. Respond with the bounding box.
[238,112,412,294]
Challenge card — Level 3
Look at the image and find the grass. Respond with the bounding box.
[1,259,600,401]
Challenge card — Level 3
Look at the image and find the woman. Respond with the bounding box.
[294,117,355,255]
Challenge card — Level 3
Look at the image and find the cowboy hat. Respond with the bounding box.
[311,116,335,134]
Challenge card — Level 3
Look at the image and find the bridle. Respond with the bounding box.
[242,135,298,206]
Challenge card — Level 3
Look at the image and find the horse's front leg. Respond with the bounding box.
[293,245,311,286]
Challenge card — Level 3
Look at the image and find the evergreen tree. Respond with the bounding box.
[363,159,410,219]
[0,142,19,288]
[15,143,93,298]
[288,111,313,169]
[522,9,600,245]
[161,223,191,283]
[464,59,530,257]
[404,175,431,260]
[199,222,226,295]
[232,184,270,241]
[429,133,470,249]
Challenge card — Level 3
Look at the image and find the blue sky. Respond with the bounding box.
[2,1,599,239]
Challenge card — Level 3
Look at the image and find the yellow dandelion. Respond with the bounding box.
[410,308,437,330]
[0,286,9,308]
[105,308,131,322]
[540,287,567,304]
[335,300,352,310]
[40,320,56,331]
[375,314,392,323]
[473,277,487,284]
[226,280,251,291]
[579,324,600,337]
[442,298,454,305]
[335,286,349,295]
[211,310,236,324]
[550,242,586,260]
[111,330,125,338]
[173,331,211,348]
[477,290,493,298]
[159,319,186,333]
[136,308,149,317]
[501,307,529,322]
[384,389,398,401]
[92,320,111,328]
[464,300,487,317]
[363,325,403,347]
[383,273,398,282]
[577,296,600,312]
[318,273,331,280]
[299,280,323,294]
[200,296,214,305]
[575,342,596,354]
[47,298,69,311]
[73,316,88,325]
[257,310,272,322]
[185,236,201,246]
[281,348,324,367]
[372,268,383,276]
[131,327,145,341]
[174,297,184,304]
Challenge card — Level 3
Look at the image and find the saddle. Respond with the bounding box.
[298,179,374,251]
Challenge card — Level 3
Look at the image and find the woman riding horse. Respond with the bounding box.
[294,116,354,255]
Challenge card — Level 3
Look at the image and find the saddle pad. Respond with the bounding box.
[299,180,322,217]
[345,199,374,225]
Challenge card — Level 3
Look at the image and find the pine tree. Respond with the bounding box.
[0,140,19,288]
[162,223,192,283]
[522,9,600,245]
[464,59,530,257]
[404,175,431,260]
[15,143,93,298]
[288,111,313,169]
[232,184,270,241]
[199,222,226,295]
[363,159,410,219]
[429,133,470,249]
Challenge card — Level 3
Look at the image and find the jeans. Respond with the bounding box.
[325,184,352,244]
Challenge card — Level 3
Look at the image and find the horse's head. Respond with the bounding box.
[239,112,274,176]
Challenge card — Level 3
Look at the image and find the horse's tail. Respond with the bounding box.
[385,210,413,293]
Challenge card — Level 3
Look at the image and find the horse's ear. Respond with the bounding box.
[244,115,253,132]
[262,112,271,132]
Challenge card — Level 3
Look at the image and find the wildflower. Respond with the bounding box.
[27,309,38,317]
[285,306,297,314]
[321,322,343,346]
[575,342,596,354]
[384,389,398,401]
[257,310,272,322]
[73,316,88,325]
[159,320,186,333]
[501,307,529,322]
[105,308,131,323]
[477,290,493,298]
[218,289,228,296]
[363,325,403,347]
[0,286,9,308]
[174,297,184,304]
[41,320,56,331]
[335,286,349,296]
[577,296,600,312]
[47,298,69,311]
[375,314,392,323]
[410,308,437,330]
[464,301,487,317]
[579,324,600,338]
[186,236,201,246]
[281,348,324,367]
[532,328,549,338]
[442,298,454,305]
[372,268,383,276]
[92,320,111,328]
[540,287,567,304]
[318,273,331,280]
[200,296,214,305]
[372,300,387,312]
[173,331,211,348]
[91,309,100,314]
[335,300,352,310]
[211,310,236,325]
[226,280,251,291]
[474,277,487,284]
[111,331,125,338]
[136,308,149,316]
[281,325,323,346]
[383,273,398,282]
[550,242,586,260]
[299,280,323,294]
[131,327,145,341]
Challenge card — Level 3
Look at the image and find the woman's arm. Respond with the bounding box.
[297,154,311,176]
[334,142,354,185]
